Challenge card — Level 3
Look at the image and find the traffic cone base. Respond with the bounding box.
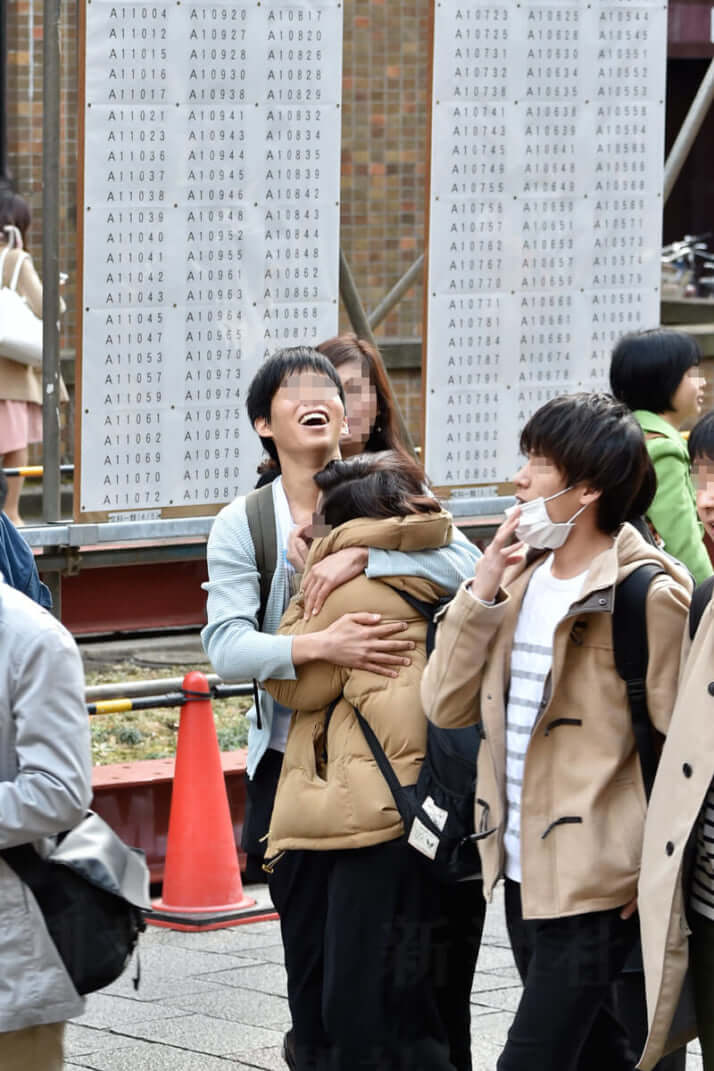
[147,882,278,931]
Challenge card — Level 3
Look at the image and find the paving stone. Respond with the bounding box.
[225,1046,288,1070]
[64,1023,136,1057]
[205,962,289,998]
[99,945,252,1000]
[244,943,287,966]
[75,992,192,1030]
[471,986,523,1014]
[471,969,522,994]
[66,1038,250,1070]
[160,928,283,957]
[164,987,291,1030]
[473,944,518,972]
[117,1013,283,1056]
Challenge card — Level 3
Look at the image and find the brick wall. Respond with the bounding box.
[5,1,428,450]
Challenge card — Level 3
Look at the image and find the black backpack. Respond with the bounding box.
[354,563,674,882]
[689,573,714,641]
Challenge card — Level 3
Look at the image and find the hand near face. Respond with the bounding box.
[471,509,525,603]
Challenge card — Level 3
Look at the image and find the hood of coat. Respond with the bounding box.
[304,510,453,569]
[503,521,693,610]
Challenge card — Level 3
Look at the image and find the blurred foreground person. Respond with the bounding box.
[0,573,92,1067]
[638,411,714,1071]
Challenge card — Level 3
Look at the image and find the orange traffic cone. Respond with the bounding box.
[147,671,272,931]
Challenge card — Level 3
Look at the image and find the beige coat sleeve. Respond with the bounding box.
[263,594,346,711]
[644,573,692,736]
[421,579,508,728]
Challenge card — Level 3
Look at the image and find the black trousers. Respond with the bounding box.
[269,839,460,1071]
[500,879,640,1071]
[612,970,687,1071]
[431,879,487,1071]
[241,747,284,882]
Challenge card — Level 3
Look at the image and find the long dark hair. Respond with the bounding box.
[0,193,31,249]
[317,334,407,455]
[314,451,440,530]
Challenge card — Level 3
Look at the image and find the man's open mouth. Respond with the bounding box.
[298,411,329,427]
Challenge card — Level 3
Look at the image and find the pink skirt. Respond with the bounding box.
[0,400,43,454]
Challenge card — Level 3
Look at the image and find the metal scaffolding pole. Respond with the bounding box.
[663,57,714,205]
[41,0,61,523]
[368,254,424,331]
[41,0,63,612]
[0,1,10,189]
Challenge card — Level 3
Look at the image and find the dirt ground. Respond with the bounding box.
[82,647,251,765]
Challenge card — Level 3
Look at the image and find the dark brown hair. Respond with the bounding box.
[0,193,31,248]
[520,392,655,533]
[314,451,440,530]
[317,334,407,455]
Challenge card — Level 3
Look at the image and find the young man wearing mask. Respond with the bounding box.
[421,393,691,1070]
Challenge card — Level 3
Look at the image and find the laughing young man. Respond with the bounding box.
[421,393,691,1071]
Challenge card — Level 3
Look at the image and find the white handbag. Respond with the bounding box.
[0,243,43,368]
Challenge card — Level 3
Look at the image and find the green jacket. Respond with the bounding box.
[635,409,713,584]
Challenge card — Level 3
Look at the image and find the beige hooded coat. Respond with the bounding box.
[637,596,714,1069]
[421,523,691,920]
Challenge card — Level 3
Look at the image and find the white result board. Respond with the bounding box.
[424,0,668,494]
[78,0,343,521]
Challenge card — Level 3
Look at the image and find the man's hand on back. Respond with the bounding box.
[292,612,413,678]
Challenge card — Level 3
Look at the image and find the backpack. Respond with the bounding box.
[612,563,666,799]
[688,574,714,641]
[1,811,150,995]
[355,563,672,882]
[245,483,279,730]
[352,589,489,884]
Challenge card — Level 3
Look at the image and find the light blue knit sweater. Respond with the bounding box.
[202,477,480,777]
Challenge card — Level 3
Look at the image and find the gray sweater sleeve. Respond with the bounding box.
[366,524,480,591]
[201,497,297,683]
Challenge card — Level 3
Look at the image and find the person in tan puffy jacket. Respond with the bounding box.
[264,451,468,1071]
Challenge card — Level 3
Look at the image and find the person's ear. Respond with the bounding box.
[253,416,273,439]
[340,416,349,439]
[578,484,602,507]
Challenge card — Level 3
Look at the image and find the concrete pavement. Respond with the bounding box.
[64,884,703,1070]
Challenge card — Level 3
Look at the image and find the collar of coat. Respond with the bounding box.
[634,409,687,452]
[305,510,454,568]
[502,521,692,615]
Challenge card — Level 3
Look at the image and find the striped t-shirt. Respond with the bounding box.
[504,554,588,883]
[691,783,714,920]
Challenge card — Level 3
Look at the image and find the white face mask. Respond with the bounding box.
[504,486,589,550]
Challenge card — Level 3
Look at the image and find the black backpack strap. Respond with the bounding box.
[690,574,714,641]
[613,563,664,799]
[352,706,412,828]
[245,484,278,733]
[391,588,452,657]
[245,484,278,631]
